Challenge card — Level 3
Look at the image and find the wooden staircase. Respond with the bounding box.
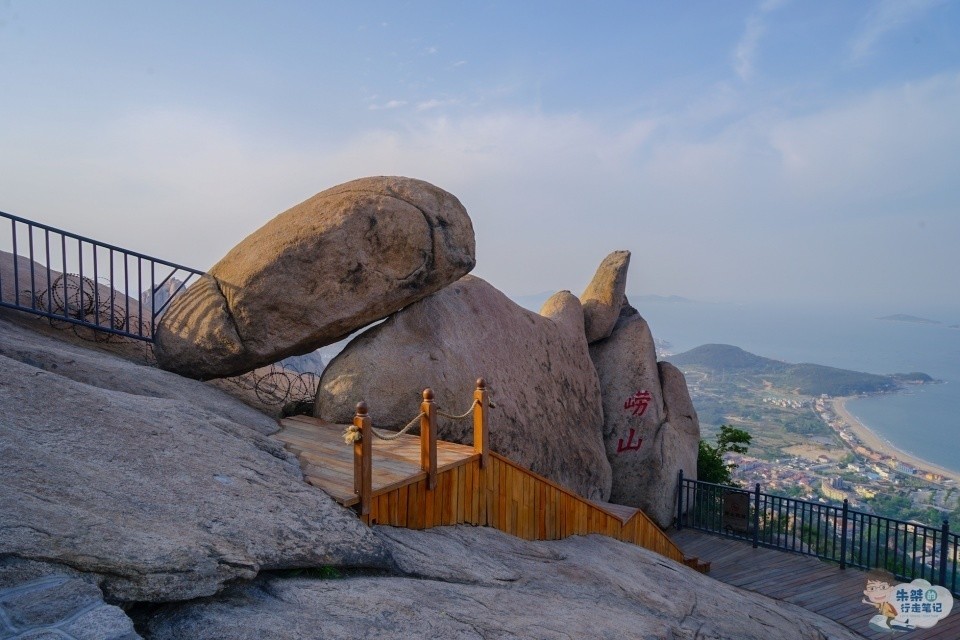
[275,383,707,572]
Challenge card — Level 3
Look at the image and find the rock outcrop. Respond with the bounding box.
[143,526,863,640]
[315,275,612,501]
[0,250,53,308]
[580,250,630,343]
[0,317,392,603]
[155,176,476,379]
[0,558,140,640]
[589,304,700,527]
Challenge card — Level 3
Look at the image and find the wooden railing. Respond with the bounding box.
[343,379,690,567]
[351,378,490,516]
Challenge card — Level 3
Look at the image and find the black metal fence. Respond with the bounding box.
[677,471,959,596]
[0,210,204,341]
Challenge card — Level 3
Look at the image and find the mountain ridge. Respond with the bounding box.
[668,343,933,396]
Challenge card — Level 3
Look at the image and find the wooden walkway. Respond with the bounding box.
[672,529,960,640]
[276,413,701,569]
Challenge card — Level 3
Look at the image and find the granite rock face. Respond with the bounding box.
[658,359,701,486]
[155,176,476,379]
[143,526,863,640]
[0,250,53,308]
[580,250,631,344]
[315,275,612,501]
[0,317,392,603]
[589,306,700,527]
[0,558,140,640]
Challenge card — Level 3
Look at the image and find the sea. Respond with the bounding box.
[632,298,960,474]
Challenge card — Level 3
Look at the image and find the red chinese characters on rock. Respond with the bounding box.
[623,390,652,417]
[616,389,652,453]
[616,428,642,453]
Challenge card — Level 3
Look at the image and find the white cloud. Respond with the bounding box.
[734,16,764,81]
[849,0,945,64]
[368,100,408,111]
[768,72,960,208]
[732,0,788,81]
[416,98,460,111]
[3,73,958,306]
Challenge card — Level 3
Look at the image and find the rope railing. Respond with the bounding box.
[343,396,495,444]
[346,379,491,516]
[343,411,425,444]
[437,399,481,421]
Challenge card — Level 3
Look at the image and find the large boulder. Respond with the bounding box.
[658,359,701,486]
[0,317,392,603]
[580,250,630,343]
[589,305,700,526]
[154,176,476,379]
[315,275,612,501]
[143,526,863,640]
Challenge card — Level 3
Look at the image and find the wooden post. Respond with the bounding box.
[473,378,489,468]
[420,389,437,490]
[353,401,372,516]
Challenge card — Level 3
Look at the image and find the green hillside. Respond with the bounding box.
[668,344,787,372]
[668,344,925,396]
[779,363,896,396]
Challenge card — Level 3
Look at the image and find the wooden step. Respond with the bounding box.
[272,419,690,568]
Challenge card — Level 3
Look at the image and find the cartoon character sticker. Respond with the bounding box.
[863,571,954,633]
[863,573,903,632]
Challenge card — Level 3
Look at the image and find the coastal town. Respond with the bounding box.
[661,342,959,528]
[725,395,959,526]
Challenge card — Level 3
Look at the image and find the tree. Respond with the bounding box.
[697,425,752,485]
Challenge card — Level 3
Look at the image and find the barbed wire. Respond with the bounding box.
[21,275,324,408]
[223,363,320,408]
[26,277,494,424]
[21,275,157,366]
[26,274,147,343]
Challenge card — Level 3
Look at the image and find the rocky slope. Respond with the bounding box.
[0,313,864,639]
[143,526,863,640]
[0,314,391,604]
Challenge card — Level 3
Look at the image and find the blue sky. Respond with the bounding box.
[1,1,958,312]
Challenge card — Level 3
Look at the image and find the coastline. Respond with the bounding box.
[831,396,960,485]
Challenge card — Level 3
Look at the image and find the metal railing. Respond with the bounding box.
[676,471,959,596]
[0,210,204,341]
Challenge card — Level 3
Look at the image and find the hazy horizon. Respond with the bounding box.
[2,1,958,312]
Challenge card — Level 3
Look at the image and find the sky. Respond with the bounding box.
[1,0,959,313]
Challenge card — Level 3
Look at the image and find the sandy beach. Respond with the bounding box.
[831,397,960,485]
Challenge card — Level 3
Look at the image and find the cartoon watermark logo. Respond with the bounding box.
[862,570,954,632]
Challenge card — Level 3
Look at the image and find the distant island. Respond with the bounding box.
[668,343,933,397]
[877,314,941,325]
